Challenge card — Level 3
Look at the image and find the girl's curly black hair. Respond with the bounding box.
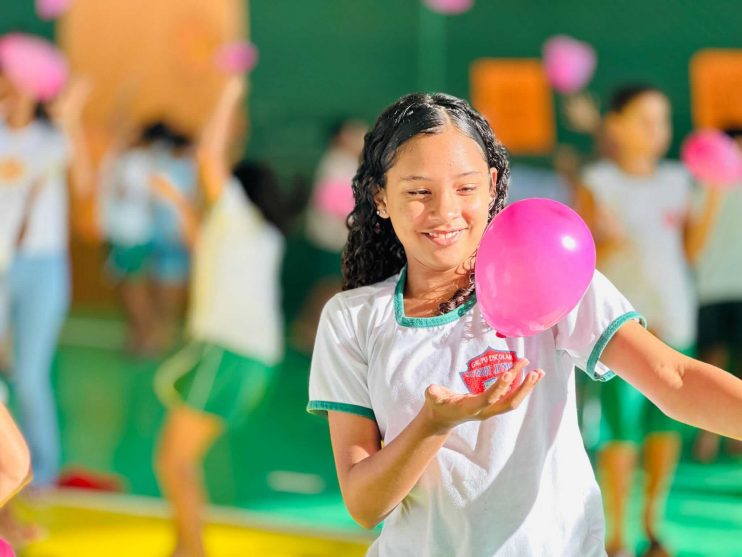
[342,92,510,314]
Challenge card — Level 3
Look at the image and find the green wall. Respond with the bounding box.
[4,0,742,176]
[248,0,742,174]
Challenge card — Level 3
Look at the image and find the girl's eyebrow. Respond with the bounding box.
[401,170,482,182]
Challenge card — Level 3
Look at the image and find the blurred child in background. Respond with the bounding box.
[692,126,742,462]
[0,74,92,541]
[290,118,367,352]
[154,77,301,557]
[579,84,721,557]
[149,126,197,351]
[99,122,162,356]
[100,121,197,356]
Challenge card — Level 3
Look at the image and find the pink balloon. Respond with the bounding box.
[542,35,596,94]
[0,539,15,557]
[423,0,474,15]
[36,0,71,20]
[313,179,355,219]
[215,41,258,75]
[0,33,68,101]
[475,198,596,338]
[681,130,742,188]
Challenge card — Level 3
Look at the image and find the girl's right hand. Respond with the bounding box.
[421,358,545,433]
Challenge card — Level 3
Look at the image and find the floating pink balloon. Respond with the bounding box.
[0,538,15,557]
[313,179,355,219]
[423,0,474,15]
[681,130,742,188]
[215,41,258,75]
[36,0,71,20]
[475,198,596,338]
[542,35,596,94]
[0,33,68,101]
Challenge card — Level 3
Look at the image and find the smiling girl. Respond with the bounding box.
[307,93,742,556]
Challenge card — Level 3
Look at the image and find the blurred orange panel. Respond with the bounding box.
[470,58,555,155]
[55,0,248,305]
[58,0,247,140]
[690,49,742,129]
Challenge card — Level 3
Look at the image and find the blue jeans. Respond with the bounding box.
[8,253,70,486]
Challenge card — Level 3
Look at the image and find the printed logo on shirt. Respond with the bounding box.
[459,347,517,394]
[0,159,25,184]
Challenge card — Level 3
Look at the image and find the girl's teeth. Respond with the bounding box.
[428,231,459,238]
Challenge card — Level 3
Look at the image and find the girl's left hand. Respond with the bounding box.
[422,358,545,432]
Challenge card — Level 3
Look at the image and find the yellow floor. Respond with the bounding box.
[15,494,371,557]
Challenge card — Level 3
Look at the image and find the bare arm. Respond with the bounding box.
[197,77,245,206]
[149,174,199,249]
[328,360,544,528]
[684,188,723,264]
[572,184,626,263]
[51,77,94,199]
[0,403,32,507]
[602,320,742,439]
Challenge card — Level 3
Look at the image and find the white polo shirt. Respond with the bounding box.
[309,269,643,557]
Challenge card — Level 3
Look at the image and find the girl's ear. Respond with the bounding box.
[373,187,389,219]
[489,168,498,201]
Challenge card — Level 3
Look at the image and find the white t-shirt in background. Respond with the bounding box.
[188,177,284,365]
[309,269,642,557]
[582,160,695,348]
[305,148,358,253]
[19,125,71,256]
[0,121,58,268]
[100,148,156,246]
[694,185,742,305]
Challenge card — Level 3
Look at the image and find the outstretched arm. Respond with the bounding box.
[51,77,94,199]
[684,188,723,264]
[196,76,245,206]
[149,174,199,249]
[602,320,742,439]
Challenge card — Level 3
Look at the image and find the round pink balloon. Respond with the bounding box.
[36,0,71,20]
[475,198,596,338]
[681,130,742,188]
[542,35,597,94]
[0,539,15,557]
[313,179,355,218]
[0,33,68,101]
[215,41,258,75]
[423,0,474,15]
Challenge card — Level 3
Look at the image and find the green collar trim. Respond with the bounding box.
[393,266,477,328]
[585,311,647,382]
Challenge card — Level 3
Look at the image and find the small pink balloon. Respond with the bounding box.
[681,130,742,188]
[542,35,597,94]
[313,179,355,219]
[0,33,68,101]
[475,198,596,338]
[0,538,15,557]
[423,0,474,15]
[215,41,258,75]
[36,0,71,20]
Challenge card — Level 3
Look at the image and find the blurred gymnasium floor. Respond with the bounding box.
[6,312,742,556]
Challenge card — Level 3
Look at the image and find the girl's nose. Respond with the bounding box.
[430,189,459,219]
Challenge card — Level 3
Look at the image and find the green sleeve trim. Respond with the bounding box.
[394,266,477,328]
[307,400,376,421]
[585,311,647,382]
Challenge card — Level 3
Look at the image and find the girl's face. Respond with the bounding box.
[608,91,671,161]
[375,125,496,275]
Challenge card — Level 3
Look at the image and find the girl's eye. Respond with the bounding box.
[458,185,478,193]
[408,190,430,197]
